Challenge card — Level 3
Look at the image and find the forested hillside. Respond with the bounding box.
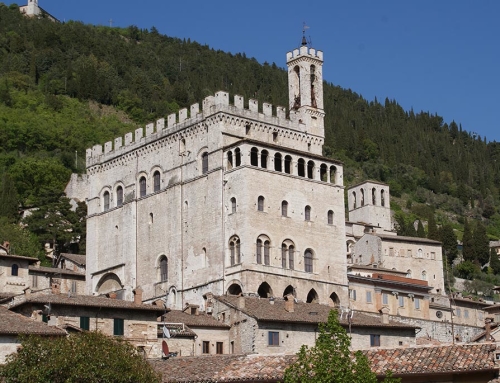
[0,3,499,280]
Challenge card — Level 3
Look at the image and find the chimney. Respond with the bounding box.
[485,317,494,341]
[133,287,143,305]
[238,295,245,309]
[108,292,117,299]
[51,283,60,295]
[3,241,10,253]
[284,294,295,313]
[379,306,390,325]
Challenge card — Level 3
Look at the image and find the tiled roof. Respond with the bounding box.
[452,297,490,307]
[0,306,66,336]
[151,344,499,382]
[150,354,296,383]
[216,296,417,330]
[364,343,498,376]
[60,253,86,266]
[29,265,85,277]
[376,233,442,245]
[158,323,197,338]
[10,293,167,313]
[163,310,230,329]
[347,264,407,275]
[0,253,39,263]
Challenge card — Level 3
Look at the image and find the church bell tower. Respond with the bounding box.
[286,32,325,139]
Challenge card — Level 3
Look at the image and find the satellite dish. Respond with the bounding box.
[436,311,443,319]
[162,340,169,357]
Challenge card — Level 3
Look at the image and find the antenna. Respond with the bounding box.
[301,23,312,48]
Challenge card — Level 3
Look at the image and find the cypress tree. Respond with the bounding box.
[427,214,439,241]
[416,220,426,238]
[462,218,475,262]
[473,221,490,265]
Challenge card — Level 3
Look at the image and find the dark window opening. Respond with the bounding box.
[160,257,168,282]
[116,186,123,207]
[289,246,294,270]
[113,318,124,336]
[273,131,278,142]
[250,147,259,166]
[320,164,328,182]
[264,241,270,265]
[258,196,264,212]
[298,158,305,177]
[202,341,210,354]
[305,205,311,221]
[372,188,377,205]
[227,151,233,169]
[216,342,223,354]
[306,289,318,303]
[370,334,381,347]
[281,201,288,217]
[230,237,240,266]
[11,264,19,276]
[261,150,268,169]
[202,152,209,174]
[284,155,292,174]
[256,239,262,264]
[80,316,90,330]
[274,153,282,172]
[281,244,287,268]
[153,171,161,192]
[245,124,250,135]
[235,148,241,166]
[304,250,313,273]
[307,160,315,179]
[103,191,110,211]
[328,210,334,225]
[268,331,279,346]
[139,177,147,197]
[330,166,337,184]
[231,197,236,213]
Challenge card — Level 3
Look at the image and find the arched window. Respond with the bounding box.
[306,288,318,303]
[274,153,282,172]
[116,186,123,207]
[229,236,240,266]
[235,148,241,167]
[261,150,268,169]
[298,158,305,177]
[230,197,236,213]
[352,191,357,209]
[282,241,295,270]
[139,177,147,197]
[407,269,412,278]
[256,239,262,264]
[422,270,427,281]
[264,240,270,266]
[281,201,288,217]
[361,189,365,206]
[160,257,168,282]
[258,196,265,212]
[103,191,110,211]
[202,152,209,174]
[153,171,161,192]
[281,244,287,268]
[307,161,315,179]
[227,151,233,169]
[304,249,313,273]
[305,205,311,221]
[328,210,334,225]
[289,246,295,270]
[372,188,377,205]
[381,189,386,207]
[320,164,328,182]
[250,147,259,166]
[11,264,19,276]
[330,166,337,184]
[284,155,292,174]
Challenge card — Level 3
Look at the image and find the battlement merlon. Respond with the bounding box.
[286,46,324,64]
[85,91,324,167]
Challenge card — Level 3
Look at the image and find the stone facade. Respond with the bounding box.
[0,253,38,295]
[85,42,348,310]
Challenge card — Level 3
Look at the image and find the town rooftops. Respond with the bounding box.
[59,253,86,266]
[0,253,39,263]
[0,306,66,336]
[348,273,431,291]
[162,309,230,329]
[376,233,442,245]
[347,263,407,276]
[150,343,499,382]
[10,293,167,313]
[215,295,417,330]
[29,265,85,277]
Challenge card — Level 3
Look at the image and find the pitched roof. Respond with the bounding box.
[163,310,229,329]
[215,296,417,330]
[0,306,66,336]
[364,343,498,376]
[158,323,197,338]
[150,354,296,383]
[60,253,86,266]
[29,265,85,277]
[151,344,499,382]
[0,253,39,263]
[10,293,166,313]
[376,233,442,245]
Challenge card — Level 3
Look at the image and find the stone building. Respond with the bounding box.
[19,0,58,22]
[0,243,38,296]
[85,41,348,309]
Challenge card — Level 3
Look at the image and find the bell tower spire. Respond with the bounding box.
[286,27,325,139]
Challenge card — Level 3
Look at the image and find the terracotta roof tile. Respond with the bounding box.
[151,344,498,382]
[60,253,86,266]
[0,307,66,336]
[10,293,166,313]
[0,253,38,263]
[216,295,417,329]
[29,265,85,277]
[163,310,229,329]
[158,323,197,338]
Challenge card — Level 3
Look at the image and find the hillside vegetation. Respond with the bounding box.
[0,3,499,280]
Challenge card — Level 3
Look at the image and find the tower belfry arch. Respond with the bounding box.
[286,29,325,139]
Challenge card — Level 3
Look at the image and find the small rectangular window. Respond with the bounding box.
[349,289,356,301]
[32,274,38,288]
[113,318,124,336]
[398,296,405,307]
[42,314,48,323]
[431,252,436,260]
[268,331,279,346]
[230,341,234,354]
[389,247,394,257]
[80,316,90,330]
[370,334,381,347]
[479,312,484,321]
[71,280,77,294]
[366,291,372,303]
[415,298,420,310]
[216,342,223,354]
[464,310,469,319]
[202,341,210,354]
[382,293,388,305]
[407,249,412,258]
[456,308,461,318]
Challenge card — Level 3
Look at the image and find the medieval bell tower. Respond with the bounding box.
[286,33,325,139]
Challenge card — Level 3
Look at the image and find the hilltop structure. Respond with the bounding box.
[19,0,58,22]
[85,41,348,309]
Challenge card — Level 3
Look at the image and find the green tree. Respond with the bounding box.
[490,248,500,274]
[0,332,160,383]
[284,310,399,383]
[427,214,439,241]
[462,218,474,262]
[416,220,426,238]
[473,221,490,265]
[440,224,458,263]
[0,172,18,221]
[0,217,43,261]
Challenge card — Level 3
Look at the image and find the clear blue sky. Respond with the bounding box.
[8,0,500,142]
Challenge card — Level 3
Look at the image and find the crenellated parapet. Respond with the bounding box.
[286,46,323,63]
[86,91,325,168]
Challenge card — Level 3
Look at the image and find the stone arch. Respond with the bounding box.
[227,283,243,296]
[283,285,296,298]
[257,282,273,298]
[250,147,259,166]
[96,273,122,295]
[329,292,340,307]
[306,288,319,303]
